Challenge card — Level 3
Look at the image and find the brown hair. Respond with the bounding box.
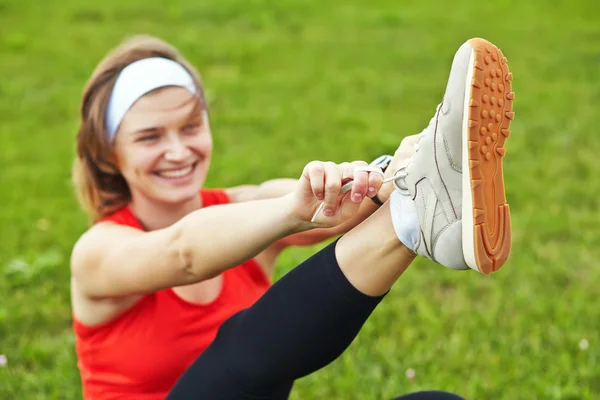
[73,35,207,223]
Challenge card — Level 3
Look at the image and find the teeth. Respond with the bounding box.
[158,166,193,178]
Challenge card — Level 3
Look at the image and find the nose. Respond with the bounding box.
[164,134,192,162]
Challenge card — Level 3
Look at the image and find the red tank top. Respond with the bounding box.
[73,189,271,400]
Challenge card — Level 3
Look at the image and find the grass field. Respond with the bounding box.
[1,0,599,398]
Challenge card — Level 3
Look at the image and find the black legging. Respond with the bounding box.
[167,241,464,400]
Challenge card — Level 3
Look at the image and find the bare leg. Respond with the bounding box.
[337,201,415,296]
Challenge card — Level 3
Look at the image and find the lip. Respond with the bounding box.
[153,162,198,183]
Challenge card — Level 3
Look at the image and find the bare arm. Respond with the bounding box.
[227,180,383,248]
[71,161,382,299]
[71,196,306,298]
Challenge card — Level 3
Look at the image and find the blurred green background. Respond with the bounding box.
[1,0,599,398]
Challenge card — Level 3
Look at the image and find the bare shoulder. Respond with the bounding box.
[70,222,141,277]
[70,223,145,325]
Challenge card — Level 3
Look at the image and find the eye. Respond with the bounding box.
[137,134,159,142]
[182,122,202,133]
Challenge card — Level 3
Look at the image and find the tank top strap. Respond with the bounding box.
[99,206,143,230]
[200,189,230,207]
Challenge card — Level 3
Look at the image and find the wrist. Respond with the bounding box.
[280,194,316,234]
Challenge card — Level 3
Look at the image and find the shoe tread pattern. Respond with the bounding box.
[466,38,514,274]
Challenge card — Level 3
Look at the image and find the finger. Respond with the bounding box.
[339,162,353,183]
[349,161,369,203]
[339,162,362,203]
[367,168,384,197]
[353,164,384,199]
[338,163,355,197]
[306,161,325,200]
[322,162,342,217]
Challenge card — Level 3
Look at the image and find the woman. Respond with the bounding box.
[71,35,514,399]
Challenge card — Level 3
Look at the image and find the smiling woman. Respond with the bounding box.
[73,44,211,226]
[70,35,402,399]
[68,33,504,400]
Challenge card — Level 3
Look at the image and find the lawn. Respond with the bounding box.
[1,0,599,398]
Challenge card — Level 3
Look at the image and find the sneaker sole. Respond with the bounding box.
[461,38,514,274]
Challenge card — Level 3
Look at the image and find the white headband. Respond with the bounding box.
[105,57,199,141]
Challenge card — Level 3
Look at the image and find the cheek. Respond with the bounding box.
[192,134,213,156]
[121,149,161,178]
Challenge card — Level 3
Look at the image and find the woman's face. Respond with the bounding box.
[114,86,213,207]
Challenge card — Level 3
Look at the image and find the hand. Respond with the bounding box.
[289,161,384,228]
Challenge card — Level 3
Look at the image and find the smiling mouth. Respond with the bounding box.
[154,162,198,179]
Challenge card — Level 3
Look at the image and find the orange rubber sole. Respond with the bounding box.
[465,38,514,274]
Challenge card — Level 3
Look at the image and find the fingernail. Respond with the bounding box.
[352,193,363,203]
[368,187,375,194]
[324,208,334,217]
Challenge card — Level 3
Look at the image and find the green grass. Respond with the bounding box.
[1,0,599,398]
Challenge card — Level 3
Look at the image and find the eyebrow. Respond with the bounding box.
[133,126,162,135]
[131,111,204,136]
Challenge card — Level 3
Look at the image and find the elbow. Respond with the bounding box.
[170,224,195,280]
[170,222,217,282]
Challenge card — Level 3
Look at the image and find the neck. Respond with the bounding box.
[129,192,203,231]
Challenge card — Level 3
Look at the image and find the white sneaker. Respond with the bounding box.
[391,38,514,274]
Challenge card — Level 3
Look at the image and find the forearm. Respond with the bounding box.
[279,198,379,246]
[228,175,390,247]
[177,195,310,279]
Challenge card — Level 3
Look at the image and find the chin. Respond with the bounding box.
[162,183,205,205]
